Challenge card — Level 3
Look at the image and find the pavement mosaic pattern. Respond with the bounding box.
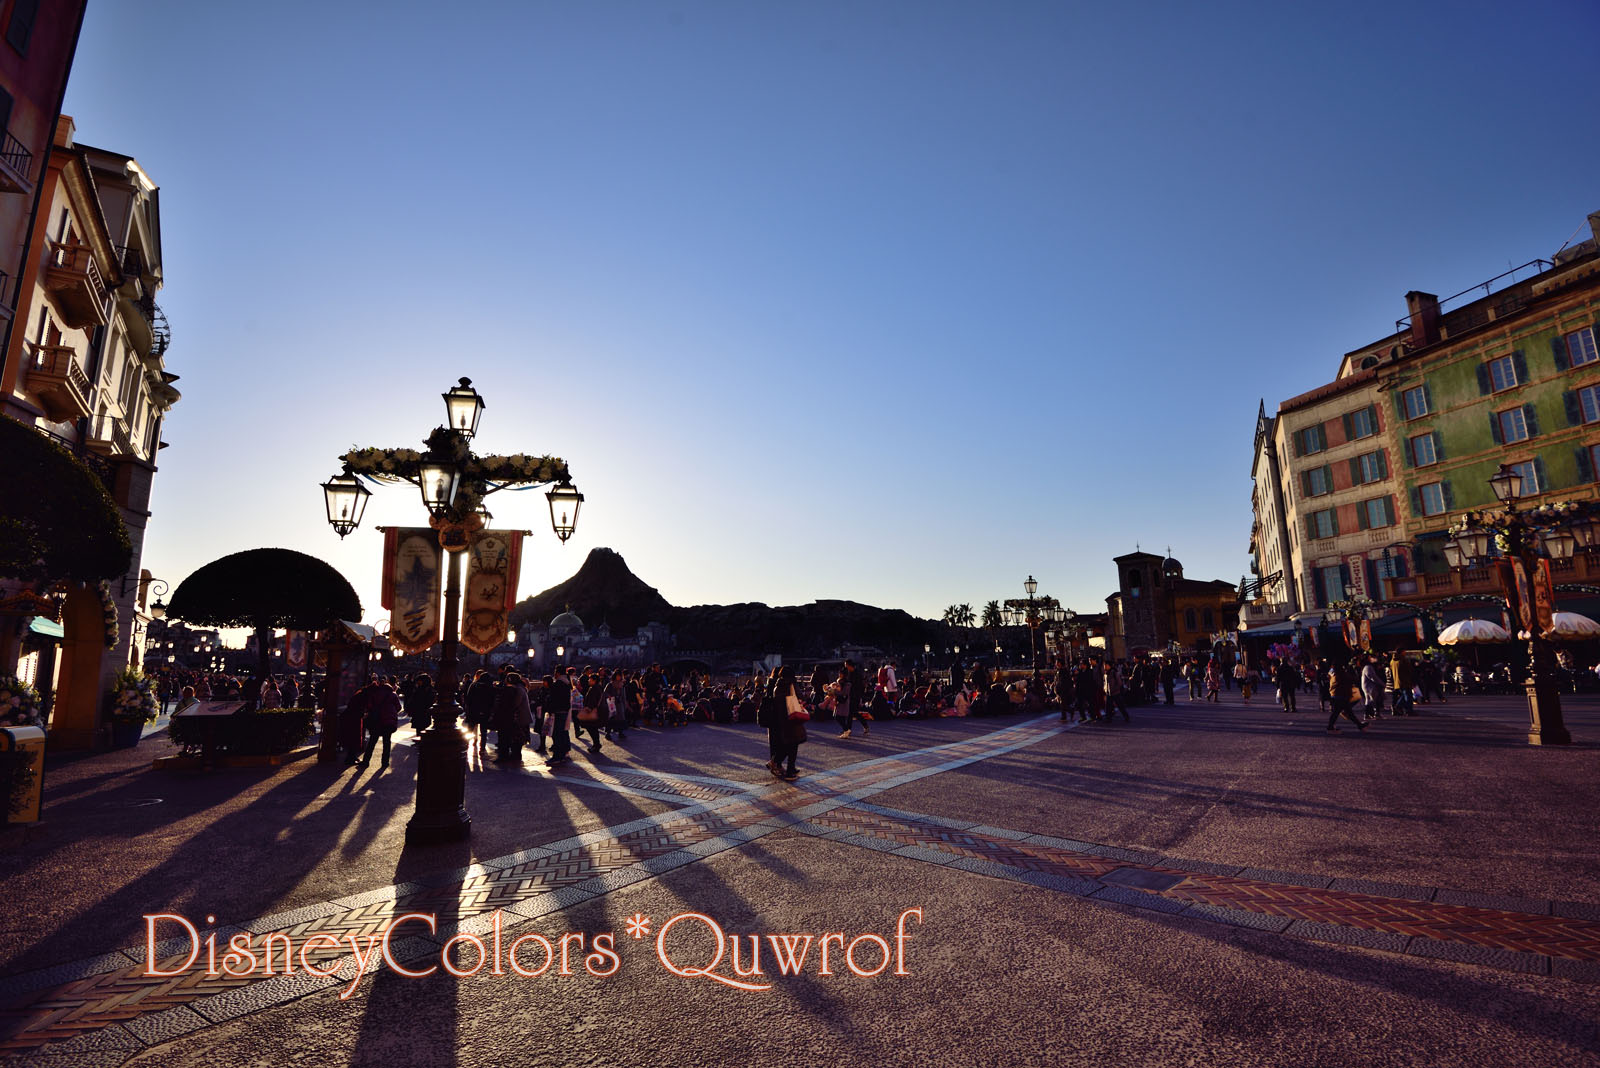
[3,715,1598,1063]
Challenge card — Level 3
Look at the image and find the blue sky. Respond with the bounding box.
[61,0,1600,626]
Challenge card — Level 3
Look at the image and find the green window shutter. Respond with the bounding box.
[1579,447,1596,484]
[1566,390,1582,426]
[1489,411,1503,445]
[1512,350,1528,385]
[1408,485,1424,517]
[1442,480,1456,511]
[1341,412,1354,439]
[1366,403,1378,431]
[1401,436,1414,468]
[1534,456,1549,493]
[1422,382,1434,413]
[1349,457,1362,485]
[1384,496,1397,527]
[1377,450,1389,479]
[1554,334,1571,372]
[1477,363,1492,394]
[1524,403,1540,438]
[1356,502,1370,531]
[1290,430,1301,457]
[1432,430,1443,461]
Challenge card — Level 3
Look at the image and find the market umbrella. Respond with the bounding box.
[1437,618,1512,645]
[1543,611,1600,640]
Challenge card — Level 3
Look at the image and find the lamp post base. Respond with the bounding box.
[406,724,472,843]
[1525,679,1572,747]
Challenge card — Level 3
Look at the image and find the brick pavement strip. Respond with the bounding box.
[5,713,1600,1061]
[0,718,1065,1056]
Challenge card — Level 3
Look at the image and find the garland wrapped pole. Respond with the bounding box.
[323,378,583,844]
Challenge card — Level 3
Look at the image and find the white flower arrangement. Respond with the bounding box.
[0,676,42,727]
[109,668,158,724]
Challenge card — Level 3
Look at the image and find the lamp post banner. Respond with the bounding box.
[285,630,307,669]
[1534,558,1557,635]
[460,530,524,655]
[1512,558,1536,633]
[383,528,443,655]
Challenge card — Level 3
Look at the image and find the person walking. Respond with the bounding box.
[1103,662,1130,722]
[359,679,402,768]
[837,661,869,738]
[403,672,435,733]
[1390,652,1416,716]
[281,675,300,709]
[762,665,806,780]
[493,671,532,763]
[1274,658,1300,713]
[1325,659,1368,734]
[576,671,607,755]
[1160,659,1176,705]
[542,671,571,766]
[1360,656,1386,720]
[1204,659,1221,702]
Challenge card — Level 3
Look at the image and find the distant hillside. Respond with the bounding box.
[510,548,952,656]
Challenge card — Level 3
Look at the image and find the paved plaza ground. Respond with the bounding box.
[3,689,1600,1066]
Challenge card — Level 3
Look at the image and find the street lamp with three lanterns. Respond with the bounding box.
[1001,575,1059,684]
[1440,463,1594,745]
[321,377,583,842]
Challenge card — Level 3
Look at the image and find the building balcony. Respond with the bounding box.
[121,291,169,361]
[23,341,92,422]
[85,413,135,458]
[1382,554,1600,603]
[43,240,108,329]
[0,128,33,194]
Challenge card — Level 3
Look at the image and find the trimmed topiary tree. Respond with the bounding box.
[166,548,361,692]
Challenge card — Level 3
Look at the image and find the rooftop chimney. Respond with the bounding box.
[1405,291,1440,348]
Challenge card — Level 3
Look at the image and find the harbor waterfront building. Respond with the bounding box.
[1247,210,1600,632]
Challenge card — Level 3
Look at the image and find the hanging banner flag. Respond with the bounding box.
[1343,619,1359,648]
[285,630,308,669]
[1511,558,1536,633]
[460,529,525,655]
[383,527,442,654]
[1358,619,1373,650]
[1533,558,1557,636]
[1414,617,1426,644]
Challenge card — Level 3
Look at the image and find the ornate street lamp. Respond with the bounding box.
[322,378,580,843]
[1439,464,1585,746]
[321,471,371,540]
[1024,575,1038,598]
[1489,462,1522,504]
[442,377,486,438]
[547,480,584,543]
[417,458,462,518]
[145,577,170,620]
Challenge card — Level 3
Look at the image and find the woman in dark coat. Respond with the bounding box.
[763,666,804,781]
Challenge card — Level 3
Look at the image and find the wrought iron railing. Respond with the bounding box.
[0,128,32,175]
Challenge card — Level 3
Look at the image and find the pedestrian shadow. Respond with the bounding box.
[1125,904,1600,1051]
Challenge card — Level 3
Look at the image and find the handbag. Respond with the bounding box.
[785,694,810,721]
[784,718,808,744]
[576,706,600,726]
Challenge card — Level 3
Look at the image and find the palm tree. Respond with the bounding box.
[942,603,976,628]
[981,600,1003,629]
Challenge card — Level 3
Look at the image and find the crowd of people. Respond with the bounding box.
[148,642,1600,777]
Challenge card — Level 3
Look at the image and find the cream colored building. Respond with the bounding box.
[0,116,177,747]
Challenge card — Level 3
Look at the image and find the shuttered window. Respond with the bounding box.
[1488,355,1518,392]
[1411,433,1437,466]
[1566,327,1598,368]
[1419,483,1446,516]
[1401,386,1429,419]
[1580,385,1600,424]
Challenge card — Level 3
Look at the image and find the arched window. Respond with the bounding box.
[1184,608,1197,631]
